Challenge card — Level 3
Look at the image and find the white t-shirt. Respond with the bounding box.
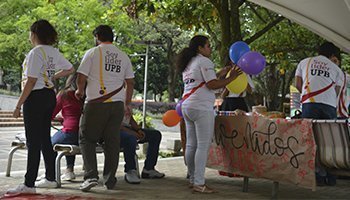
[295,55,343,108]
[22,45,72,90]
[227,75,254,97]
[181,54,217,111]
[77,43,134,102]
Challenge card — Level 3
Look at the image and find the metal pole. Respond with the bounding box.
[142,44,149,128]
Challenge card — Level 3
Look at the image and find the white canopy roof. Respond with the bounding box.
[248,0,350,53]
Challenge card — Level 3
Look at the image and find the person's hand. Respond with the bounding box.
[53,117,64,124]
[228,64,242,80]
[75,89,84,100]
[217,66,232,79]
[136,129,145,141]
[13,108,21,118]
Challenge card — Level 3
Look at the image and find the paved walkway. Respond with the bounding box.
[1,120,350,199]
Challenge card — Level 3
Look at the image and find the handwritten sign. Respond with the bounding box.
[207,113,316,190]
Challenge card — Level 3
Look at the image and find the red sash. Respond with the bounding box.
[182,82,206,101]
[301,82,334,103]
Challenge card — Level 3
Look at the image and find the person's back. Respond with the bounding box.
[296,55,342,107]
[76,24,134,192]
[81,44,132,102]
[55,90,82,132]
[295,42,342,120]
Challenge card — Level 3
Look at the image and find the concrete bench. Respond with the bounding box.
[6,139,140,188]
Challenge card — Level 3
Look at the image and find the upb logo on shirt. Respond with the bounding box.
[310,60,330,78]
[105,51,121,73]
[46,56,56,77]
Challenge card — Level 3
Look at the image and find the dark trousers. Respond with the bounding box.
[302,102,336,119]
[79,101,124,188]
[23,88,56,187]
[302,102,337,185]
[220,97,248,112]
[51,130,79,169]
[120,128,162,172]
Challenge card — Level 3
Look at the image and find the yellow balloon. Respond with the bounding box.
[226,72,248,94]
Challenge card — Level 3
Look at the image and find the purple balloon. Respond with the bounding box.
[237,51,266,75]
[229,41,250,64]
[175,100,183,118]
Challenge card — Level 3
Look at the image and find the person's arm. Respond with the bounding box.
[216,66,231,79]
[51,94,63,120]
[75,73,87,100]
[13,77,37,118]
[246,84,253,94]
[52,67,75,81]
[206,68,242,90]
[124,78,134,106]
[128,115,145,140]
[221,88,229,99]
[295,76,303,93]
[124,78,134,117]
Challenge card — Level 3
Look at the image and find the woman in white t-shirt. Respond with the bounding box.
[177,35,241,193]
[7,20,74,196]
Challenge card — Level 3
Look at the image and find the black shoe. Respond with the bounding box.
[326,174,337,186]
[141,169,165,179]
[316,176,326,187]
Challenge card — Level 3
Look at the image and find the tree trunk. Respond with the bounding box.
[211,0,242,65]
[166,37,177,102]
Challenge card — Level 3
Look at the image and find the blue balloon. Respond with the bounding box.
[229,41,250,64]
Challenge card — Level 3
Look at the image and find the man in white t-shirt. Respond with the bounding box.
[295,42,342,119]
[295,41,341,186]
[75,25,134,191]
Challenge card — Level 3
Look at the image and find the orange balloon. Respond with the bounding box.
[162,110,181,127]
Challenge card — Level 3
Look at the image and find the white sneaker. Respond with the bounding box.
[125,169,141,184]
[61,171,76,181]
[80,178,98,192]
[36,173,45,181]
[141,169,165,179]
[6,184,36,196]
[35,178,58,188]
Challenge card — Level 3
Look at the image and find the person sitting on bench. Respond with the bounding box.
[120,110,165,184]
[49,73,83,181]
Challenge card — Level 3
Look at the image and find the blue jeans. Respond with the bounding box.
[51,130,79,169]
[120,128,162,172]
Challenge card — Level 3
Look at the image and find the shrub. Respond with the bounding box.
[130,101,177,114]
[133,110,154,128]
